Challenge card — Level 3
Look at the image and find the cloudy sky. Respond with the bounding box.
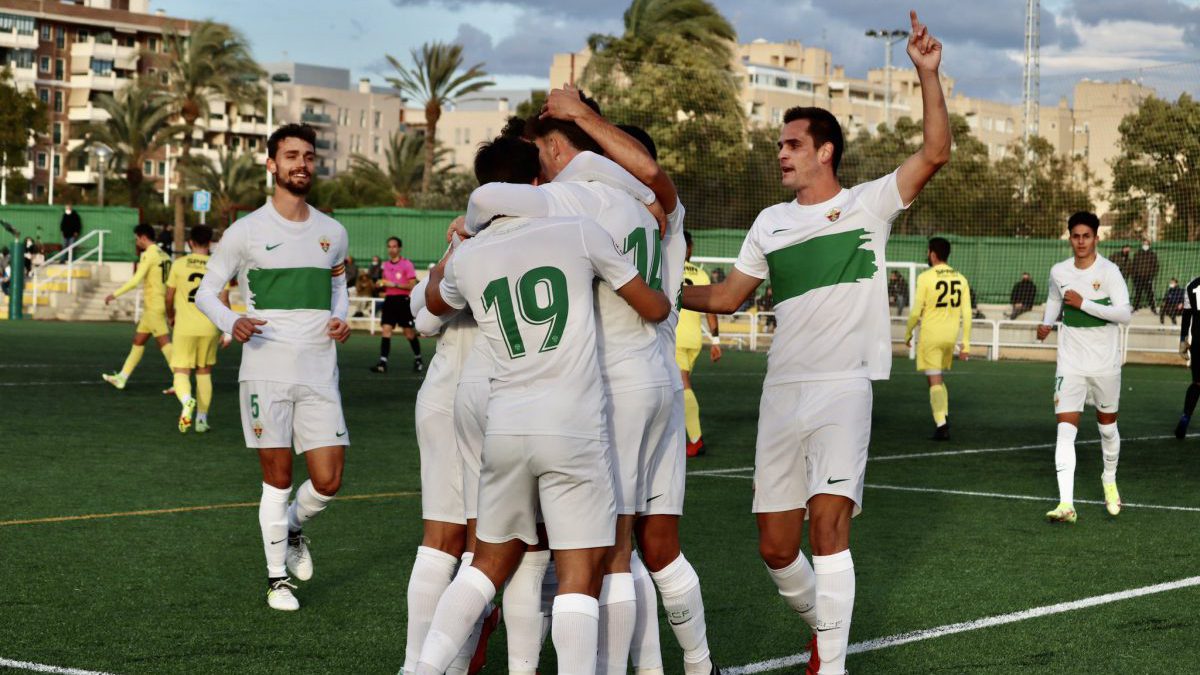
[153,0,1200,104]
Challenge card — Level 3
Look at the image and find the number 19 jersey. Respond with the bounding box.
[439,215,640,441]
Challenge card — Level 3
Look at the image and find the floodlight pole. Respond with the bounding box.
[865,29,909,129]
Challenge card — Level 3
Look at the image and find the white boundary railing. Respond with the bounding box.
[29,229,107,317]
[348,296,380,334]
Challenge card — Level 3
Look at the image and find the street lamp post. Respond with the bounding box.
[265,72,291,190]
[865,28,910,129]
[93,143,112,207]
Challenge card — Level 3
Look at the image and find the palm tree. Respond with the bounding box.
[384,42,493,194]
[158,21,263,249]
[348,132,446,206]
[71,80,179,207]
[589,0,736,65]
[179,149,263,223]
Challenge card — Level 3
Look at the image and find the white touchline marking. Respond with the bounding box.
[686,466,758,476]
[0,658,117,675]
[0,381,107,387]
[871,434,1174,461]
[725,575,1200,674]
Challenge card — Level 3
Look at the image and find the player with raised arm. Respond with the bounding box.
[369,236,423,374]
[1037,212,1132,522]
[416,133,670,675]
[195,124,352,612]
[1174,275,1200,438]
[101,223,173,390]
[681,13,949,675]
[165,225,230,433]
[539,89,722,675]
[677,231,723,457]
[904,237,971,441]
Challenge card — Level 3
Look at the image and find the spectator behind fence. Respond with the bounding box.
[59,204,82,248]
[367,255,383,284]
[757,286,777,330]
[1131,239,1159,312]
[345,255,359,287]
[1010,272,1037,319]
[1,246,10,294]
[888,270,908,315]
[710,267,725,284]
[23,237,39,276]
[1112,244,1132,280]
[1161,278,1185,325]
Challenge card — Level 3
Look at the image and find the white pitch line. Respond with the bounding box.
[726,575,1200,674]
[0,381,106,387]
[872,434,1174,461]
[0,658,117,675]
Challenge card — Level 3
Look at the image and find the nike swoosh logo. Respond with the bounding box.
[269,538,286,545]
[771,228,789,235]
[266,243,283,251]
[336,430,347,437]
[816,626,836,632]
[646,493,664,503]
[668,617,692,626]
[827,478,850,485]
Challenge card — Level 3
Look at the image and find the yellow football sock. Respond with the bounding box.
[196,373,213,414]
[161,342,173,368]
[684,387,702,443]
[119,345,144,378]
[173,372,192,404]
[930,383,949,426]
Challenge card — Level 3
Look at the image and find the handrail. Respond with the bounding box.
[29,229,108,317]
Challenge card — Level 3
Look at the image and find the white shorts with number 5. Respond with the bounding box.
[239,380,349,453]
[1054,372,1120,414]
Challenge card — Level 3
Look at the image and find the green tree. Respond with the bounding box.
[1110,94,1200,241]
[385,42,493,194]
[515,90,547,119]
[70,80,179,207]
[348,132,446,206]
[0,67,46,200]
[589,0,736,64]
[179,149,264,223]
[159,21,263,249]
[995,135,1096,238]
[410,169,477,211]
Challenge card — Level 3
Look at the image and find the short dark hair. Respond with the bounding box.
[617,124,657,160]
[268,123,318,159]
[683,230,693,246]
[1067,211,1100,233]
[523,91,603,155]
[474,133,540,185]
[189,225,213,247]
[387,236,402,247]
[500,116,526,139]
[928,236,951,262]
[134,223,155,240]
[783,107,844,174]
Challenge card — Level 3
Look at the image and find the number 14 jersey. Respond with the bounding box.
[439,215,640,441]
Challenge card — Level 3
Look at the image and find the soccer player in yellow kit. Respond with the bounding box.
[675,231,722,456]
[166,225,230,433]
[103,223,173,389]
[905,236,971,440]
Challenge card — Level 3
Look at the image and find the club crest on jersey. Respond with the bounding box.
[825,208,842,223]
[252,421,263,439]
[1092,280,1101,291]
[319,236,331,253]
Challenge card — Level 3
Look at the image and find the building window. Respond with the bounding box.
[54,58,64,80]
[454,128,461,144]
[463,128,469,145]
[35,184,45,199]
[91,59,114,76]
[53,122,62,144]
[359,110,366,127]
[231,136,240,149]
[0,13,36,36]
[143,160,153,176]
[38,88,48,103]
[40,24,50,41]
[158,161,166,176]
[56,27,65,49]
[36,152,47,169]
[775,77,788,88]
[373,136,380,153]
[374,110,381,128]
[148,36,158,52]
[53,90,62,113]
[39,56,50,73]
[53,154,61,177]
[76,28,90,43]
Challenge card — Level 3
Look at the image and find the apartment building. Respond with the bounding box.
[405,89,532,169]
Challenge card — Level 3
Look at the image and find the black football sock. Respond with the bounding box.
[409,337,422,357]
[1185,383,1200,417]
[380,337,391,361]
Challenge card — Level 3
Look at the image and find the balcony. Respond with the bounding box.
[5,62,35,87]
[301,112,332,126]
[68,103,111,123]
[67,168,99,185]
[0,29,37,51]
[230,118,268,136]
[71,38,138,70]
[71,71,130,92]
[314,138,332,150]
[316,165,331,177]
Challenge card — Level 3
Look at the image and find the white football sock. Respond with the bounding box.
[1055,422,1078,504]
[287,479,333,532]
[258,483,291,578]
[416,565,496,674]
[505,550,551,673]
[765,552,818,628]
[552,593,600,675]
[651,553,713,674]
[402,546,460,674]
[630,552,665,675]
[598,573,637,674]
[813,550,855,675]
[446,602,491,675]
[1099,422,1120,484]
[540,559,557,642]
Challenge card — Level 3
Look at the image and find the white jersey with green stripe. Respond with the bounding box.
[439,214,639,440]
[735,172,908,386]
[196,200,350,388]
[1042,255,1131,376]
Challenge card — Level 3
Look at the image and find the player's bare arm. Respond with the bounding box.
[707,313,723,361]
[423,247,457,316]
[895,10,951,205]
[542,84,678,209]
[682,267,763,315]
[615,276,671,322]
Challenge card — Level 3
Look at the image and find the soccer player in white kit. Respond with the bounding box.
[196,124,352,612]
[1036,211,1132,523]
[417,133,670,675]
[681,13,949,675]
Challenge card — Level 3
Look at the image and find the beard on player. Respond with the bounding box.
[274,166,312,196]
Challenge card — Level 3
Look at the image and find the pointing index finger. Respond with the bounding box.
[910,9,920,33]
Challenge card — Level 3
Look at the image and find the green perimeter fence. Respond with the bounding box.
[7,204,1193,305]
